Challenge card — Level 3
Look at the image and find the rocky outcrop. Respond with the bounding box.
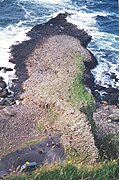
[0,14,99,178]
[10,13,97,99]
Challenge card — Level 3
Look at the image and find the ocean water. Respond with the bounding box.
[0,0,119,99]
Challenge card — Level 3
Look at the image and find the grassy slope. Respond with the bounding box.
[69,54,95,123]
[9,160,119,180]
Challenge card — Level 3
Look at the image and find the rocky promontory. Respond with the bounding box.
[0,13,118,178]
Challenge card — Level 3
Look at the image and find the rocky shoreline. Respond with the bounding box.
[9,13,97,100]
[0,13,119,178]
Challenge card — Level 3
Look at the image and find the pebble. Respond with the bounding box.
[108,119,112,123]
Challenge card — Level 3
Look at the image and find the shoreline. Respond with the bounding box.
[0,13,98,158]
[10,13,97,101]
[0,13,119,177]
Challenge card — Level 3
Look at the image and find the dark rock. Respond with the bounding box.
[0,89,8,98]
[110,73,116,79]
[105,86,118,94]
[0,67,13,72]
[4,97,16,106]
[83,70,95,89]
[0,99,6,106]
[93,83,119,105]
[6,68,13,71]
[108,93,118,105]
[110,73,119,82]
[95,84,106,91]
[27,13,92,48]
[83,50,98,69]
[0,76,3,82]
[0,81,7,89]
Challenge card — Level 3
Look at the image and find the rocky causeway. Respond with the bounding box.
[0,13,119,178]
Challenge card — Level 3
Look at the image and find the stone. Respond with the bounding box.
[0,81,7,89]
[108,114,119,122]
[0,89,8,98]
[0,76,3,81]
[0,67,13,73]
[4,97,16,106]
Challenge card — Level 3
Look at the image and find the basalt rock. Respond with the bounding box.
[0,81,7,89]
[0,89,8,98]
[0,67,13,72]
[10,13,98,101]
[94,84,119,104]
[0,76,3,81]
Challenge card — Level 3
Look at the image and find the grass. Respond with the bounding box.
[36,106,59,133]
[5,54,118,179]
[24,137,46,147]
[8,160,119,180]
[36,121,45,133]
[69,54,95,124]
[99,133,119,160]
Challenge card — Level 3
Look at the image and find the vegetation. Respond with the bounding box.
[36,104,59,133]
[24,137,46,147]
[99,133,119,160]
[8,160,119,180]
[69,54,95,124]
[6,54,119,179]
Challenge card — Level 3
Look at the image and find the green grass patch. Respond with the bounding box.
[36,106,59,133]
[8,160,119,180]
[36,121,45,133]
[69,54,95,122]
[46,107,59,125]
[66,147,89,165]
[24,137,46,147]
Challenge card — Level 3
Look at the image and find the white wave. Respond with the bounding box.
[19,0,70,5]
[67,10,110,33]
[0,23,31,85]
[67,10,119,90]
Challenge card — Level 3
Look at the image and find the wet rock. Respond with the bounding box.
[0,76,3,81]
[109,93,118,105]
[0,99,6,106]
[95,84,105,91]
[0,67,13,73]
[105,86,118,94]
[0,81,7,89]
[83,70,95,89]
[93,83,119,105]
[0,89,8,98]
[4,97,16,106]
[110,73,119,82]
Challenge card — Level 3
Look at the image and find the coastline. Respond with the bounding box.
[0,13,98,158]
[10,13,97,100]
[0,13,119,177]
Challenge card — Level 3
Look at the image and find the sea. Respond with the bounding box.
[0,0,119,99]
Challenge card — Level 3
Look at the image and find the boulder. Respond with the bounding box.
[0,81,7,89]
[0,76,3,81]
[0,89,8,98]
